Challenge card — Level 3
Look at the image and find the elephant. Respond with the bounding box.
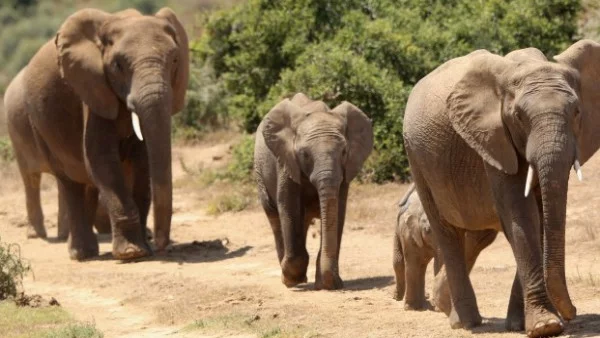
[254,93,373,290]
[3,7,189,261]
[393,183,497,312]
[393,182,438,309]
[402,40,600,338]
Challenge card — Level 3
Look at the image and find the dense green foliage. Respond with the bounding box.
[0,237,30,300]
[193,0,581,182]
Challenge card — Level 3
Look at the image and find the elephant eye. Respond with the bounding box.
[173,55,179,65]
[112,59,123,73]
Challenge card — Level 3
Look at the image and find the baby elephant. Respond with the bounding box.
[254,93,373,290]
[393,184,499,313]
[393,183,440,310]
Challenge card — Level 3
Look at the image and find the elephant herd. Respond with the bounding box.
[3,6,600,338]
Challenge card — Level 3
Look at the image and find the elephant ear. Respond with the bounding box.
[262,99,308,183]
[155,7,189,114]
[55,9,119,120]
[447,53,518,175]
[505,47,547,63]
[554,39,600,165]
[332,102,374,181]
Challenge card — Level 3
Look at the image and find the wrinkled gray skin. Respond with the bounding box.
[254,93,373,290]
[403,41,600,338]
[393,183,497,312]
[4,8,189,261]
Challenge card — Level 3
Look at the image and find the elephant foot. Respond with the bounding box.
[27,225,47,239]
[315,270,343,291]
[505,297,525,331]
[280,254,309,287]
[525,307,563,338]
[506,313,525,332]
[449,302,482,329]
[404,299,429,311]
[281,274,308,288]
[153,233,170,252]
[553,298,576,321]
[112,234,152,260]
[393,289,404,301]
[56,231,69,241]
[68,236,99,261]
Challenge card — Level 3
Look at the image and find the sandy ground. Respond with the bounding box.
[0,140,599,338]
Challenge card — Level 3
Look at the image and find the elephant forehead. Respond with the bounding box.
[104,16,176,47]
[298,112,344,131]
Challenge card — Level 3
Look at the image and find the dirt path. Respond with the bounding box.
[1,142,599,337]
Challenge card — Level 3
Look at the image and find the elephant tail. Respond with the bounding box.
[397,183,416,217]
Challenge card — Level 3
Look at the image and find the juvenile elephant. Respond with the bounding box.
[403,41,600,337]
[393,183,438,309]
[393,184,497,312]
[254,93,373,290]
[4,7,189,260]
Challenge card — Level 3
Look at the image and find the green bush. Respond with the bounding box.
[0,237,30,300]
[0,138,14,162]
[194,0,581,182]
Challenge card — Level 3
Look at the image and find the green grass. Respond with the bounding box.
[183,313,319,338]
[206,186,254,216]
[0,302,103,338]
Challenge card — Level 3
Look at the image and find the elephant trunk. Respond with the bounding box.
[529,119,576,320]
[314,170,342,289]
[131,74,173,251]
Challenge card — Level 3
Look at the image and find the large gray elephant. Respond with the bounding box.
[254,93,373,290]
[403,40,600,338]
[3,7,189,261]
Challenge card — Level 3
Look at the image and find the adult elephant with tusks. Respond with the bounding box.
[254,93,373,290]
[403,40,600,338]
[3,7,189,261]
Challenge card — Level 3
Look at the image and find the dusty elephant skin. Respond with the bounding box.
[3,7,189,261]
[393,183,497,312]
[254,93,373,290]
[403,41,600,338]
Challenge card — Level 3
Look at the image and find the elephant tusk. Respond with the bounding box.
[574,159,583,182]
[131,112,144,141]
[524,165,534,198]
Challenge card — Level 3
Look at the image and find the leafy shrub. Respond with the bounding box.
[0,237,30,300]
[223,134,254,182]
[194,0,581,182]
[0,138,14,162]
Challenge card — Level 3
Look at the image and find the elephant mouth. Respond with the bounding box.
[131,111,144,141]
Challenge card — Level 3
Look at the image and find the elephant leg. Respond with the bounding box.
[57,188,69,240]
[57,177,98,260]
[486,164,562,337]
[393,232,406,301]
[506,271,525,331]
[464,229,498,271]
[84,114,150,260]
[411,171,481,329]
[403,250,432,310]
[506,187,542,331]
[277,176,308,287]
[17,165,46,239]
[84,186,111,234]
[129,141,152,241]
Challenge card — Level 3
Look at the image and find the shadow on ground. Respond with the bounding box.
[293,275,394,292]
[85,238,252,264]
